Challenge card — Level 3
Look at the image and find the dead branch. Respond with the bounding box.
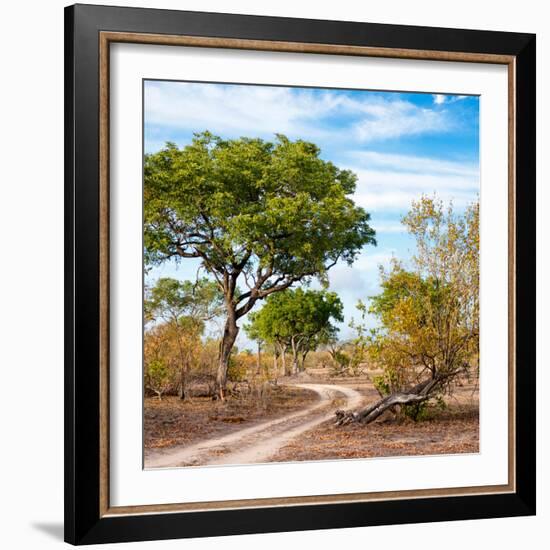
[335,372,459,426]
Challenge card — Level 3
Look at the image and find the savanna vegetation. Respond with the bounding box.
[143,132,479,465]
[336,197,479,425]
[144,132,375,399]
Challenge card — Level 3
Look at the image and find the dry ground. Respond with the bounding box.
[145,383,362,468]
[272,383,479,462]
[144,385,318,450]
[144,373,479,463]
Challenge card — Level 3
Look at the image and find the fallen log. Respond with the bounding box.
[335,374,448,426]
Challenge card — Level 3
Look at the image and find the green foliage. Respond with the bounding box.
[145,277,223,324]
[144,277,224,398]
[401,401,429,421]
[329,300,370,377]
[145,358,172,399]
[346,300,369,375]
[366,195,479,413]
[331,349,350,372]
[227,356,249,382]
[246,288,343,372]
[147,359,169,382]
[144,133,375,278]
[372,373,391,397]
[144,131,376,392]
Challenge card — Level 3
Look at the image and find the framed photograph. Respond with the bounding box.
[64,3,536,545]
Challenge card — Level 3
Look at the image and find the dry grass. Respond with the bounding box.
[144,373,479,463]
[272,386,479,463]
[144,385,318,449]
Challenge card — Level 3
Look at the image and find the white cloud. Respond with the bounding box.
[433,93,470,106]
[327,265,367,294]
[145,82,329,138]
[350,150,478,177]
[355,188,476,211]
[352,99,450,141]
[373,221,407,234]
[352,171,478,211]
[343,150,479,212]
[325,250,395,323]
[330,250,393,282]
[145,82,454,145]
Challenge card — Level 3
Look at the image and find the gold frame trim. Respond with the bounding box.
[98,32,517,517]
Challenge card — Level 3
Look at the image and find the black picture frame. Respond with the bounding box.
[65,3,536,545]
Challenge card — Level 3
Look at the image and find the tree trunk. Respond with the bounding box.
[290,337,299,375]
[174,320,190,401]
[335,376,443,426]
[178,368,187,401]
[216,312,239,400]
[256,341,262,374]
[273,348,278,373]
[338,391,429,425]
[300,350,309,372]
[280,345,290,376]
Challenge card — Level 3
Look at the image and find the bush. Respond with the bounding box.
[227,353,256,382]
[145,359,173,400]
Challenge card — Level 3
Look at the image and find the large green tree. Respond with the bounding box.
[144,132,376,398]
[246,288,344,375]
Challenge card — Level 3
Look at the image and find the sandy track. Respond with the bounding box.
[145,383,363,469]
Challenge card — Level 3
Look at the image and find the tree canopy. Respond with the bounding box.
[145,277,223,325]
[246,288,344,374]
[337,195,479,425]
[373,197,478,386]
[144,132,376,396]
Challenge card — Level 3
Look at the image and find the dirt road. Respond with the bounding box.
[145,383,363,468]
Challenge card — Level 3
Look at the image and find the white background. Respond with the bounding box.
[110,44,509,506]
[0,0,546,548]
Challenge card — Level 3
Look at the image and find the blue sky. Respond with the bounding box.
[144,80,480,348]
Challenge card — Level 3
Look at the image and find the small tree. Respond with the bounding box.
[243,319,264,374]
[144,132,376,397]
[145,277,223,399]
[329,301,369,377]
[145,359,172,401]
[337,196,479,425]
[145,277,222,325]
[246,288,344,375]
[144,324,178,400]
[346,301,369,376]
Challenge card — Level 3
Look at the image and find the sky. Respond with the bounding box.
[143,80,480,349]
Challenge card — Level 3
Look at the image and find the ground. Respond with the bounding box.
[273,374,479,462]
[144,384,318,450]
[144,370,479,468]
[272,398,478,462]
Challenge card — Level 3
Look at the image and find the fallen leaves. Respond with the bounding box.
[144,386,318,449]
[272,401,479,462]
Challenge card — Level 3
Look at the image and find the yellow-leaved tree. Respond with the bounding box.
[337,195,479,425]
